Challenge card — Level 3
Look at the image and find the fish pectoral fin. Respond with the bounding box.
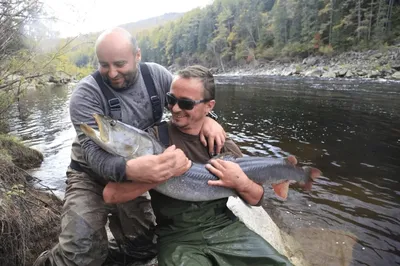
[271,181,291,200]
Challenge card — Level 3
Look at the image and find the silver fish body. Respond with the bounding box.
[80,114,320,201]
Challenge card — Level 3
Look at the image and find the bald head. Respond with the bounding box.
[95,27,141,89]
[95,27,138,55]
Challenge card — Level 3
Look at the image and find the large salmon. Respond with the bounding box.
[80,114,321,201]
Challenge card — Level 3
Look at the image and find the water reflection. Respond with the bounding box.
[3,76,400,265]
[5,83,74,197]
[214,76,400,265]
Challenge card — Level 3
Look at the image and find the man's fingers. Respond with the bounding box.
[214,135,224,154]
[205,163,223,177]
[164,144,176,153]
[199,133,207,147]
[174,159,192,177]
[208,180,224,187]
[210,159,226,170]
[206,136,216,155]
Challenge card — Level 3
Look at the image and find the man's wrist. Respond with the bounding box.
[236,175,253,193]
[207,111,218,121]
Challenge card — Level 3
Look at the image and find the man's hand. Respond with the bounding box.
[206,159,264,206]
[205,159,251,191]
[125,145,191,183]
[199,117,226,155]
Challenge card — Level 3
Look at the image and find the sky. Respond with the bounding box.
[43,0,213,37]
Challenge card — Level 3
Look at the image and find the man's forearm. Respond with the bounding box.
[103,181,158,204]
[237,181,264,206]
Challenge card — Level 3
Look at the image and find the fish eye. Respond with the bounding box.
[109,120,117,127]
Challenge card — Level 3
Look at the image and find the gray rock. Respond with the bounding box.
[357,70,368,76]
[392,71,400,80]
[345,71,354,78]
[282,65,296,76]
[303,57,319,66]
[337,69,347,77]
[368,70,381,78]
[305,68,323,77]
[322,71,336,78]
[392,64,400,71]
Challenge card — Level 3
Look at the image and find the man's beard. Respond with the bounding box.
[103,68,138,89]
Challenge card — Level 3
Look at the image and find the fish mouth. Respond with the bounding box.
[93,114,109,142]
[79,114,110,143]
[80,123,97,139]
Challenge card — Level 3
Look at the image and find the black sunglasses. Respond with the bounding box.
[166,92,209,110]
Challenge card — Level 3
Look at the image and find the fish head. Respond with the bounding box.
[80,114,164,158]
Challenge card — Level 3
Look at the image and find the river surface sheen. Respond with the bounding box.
[3,76,400,266]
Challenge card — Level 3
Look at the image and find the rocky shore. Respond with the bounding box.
[211,46,400,81]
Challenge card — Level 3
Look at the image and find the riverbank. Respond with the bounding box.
[208,46,400,81]
[0,134,62,265]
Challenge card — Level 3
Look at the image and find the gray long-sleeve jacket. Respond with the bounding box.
[69,62,172,183]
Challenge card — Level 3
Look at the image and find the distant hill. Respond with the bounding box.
[38,12,184,52]
[119,12,184,34]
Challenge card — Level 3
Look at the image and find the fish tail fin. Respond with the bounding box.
[302,167,322,191]
[285,155,298,166]
[272,181,291,200]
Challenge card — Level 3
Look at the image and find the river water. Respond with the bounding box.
[2,76,399,265]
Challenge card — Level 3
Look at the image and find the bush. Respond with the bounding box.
[319,44,334,56]
[281,42,310,58]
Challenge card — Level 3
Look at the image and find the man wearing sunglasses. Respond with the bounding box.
[34,28,227,266]
[103,65,293,266]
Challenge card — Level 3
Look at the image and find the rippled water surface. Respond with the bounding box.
[3,76,400,265]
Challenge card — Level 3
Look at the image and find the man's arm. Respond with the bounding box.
[103,181,159,204]
[205,159,263,206]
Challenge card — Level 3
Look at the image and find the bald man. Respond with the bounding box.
[34,27,226,266]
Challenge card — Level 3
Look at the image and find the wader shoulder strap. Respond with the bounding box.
[139,62,162,123]
[157,121,170,147]
[91,64,162,123]
[91,70,122,121]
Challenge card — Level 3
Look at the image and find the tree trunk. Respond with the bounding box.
[357,0,362,41]
[368,0,374,41]
[386,0,394,33]
[329,0,334,45]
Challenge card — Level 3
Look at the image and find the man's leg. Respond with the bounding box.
[204,220,293,266]
[34,168,109,266]
[158,241,213,266]
[107,192,158,263]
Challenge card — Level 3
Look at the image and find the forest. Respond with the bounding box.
[135,0,400,70]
